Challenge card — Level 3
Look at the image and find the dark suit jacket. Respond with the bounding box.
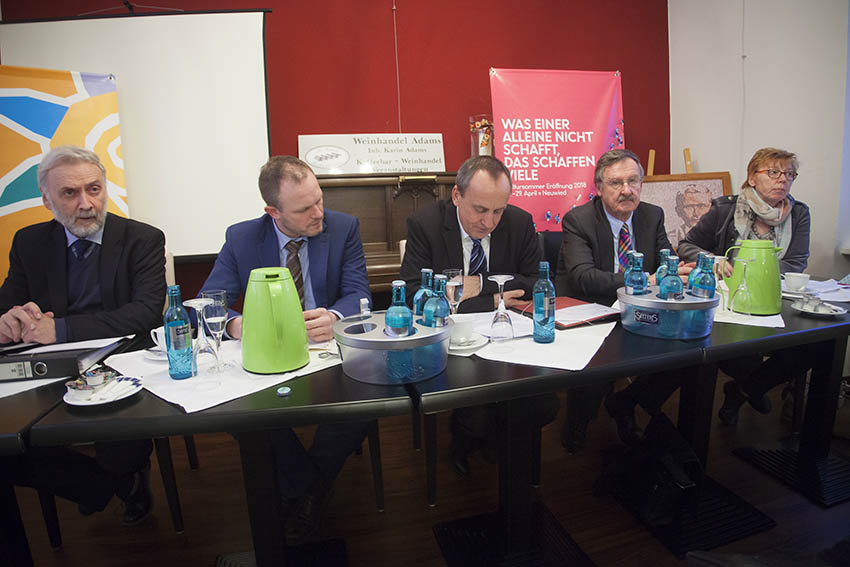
[200,211,370,318]
[400,199,540,313]
[0,213,166,342]
[677,194,810,274]
[556,198,672,305]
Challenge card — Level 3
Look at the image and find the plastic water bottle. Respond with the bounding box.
[385,281,413,382]
[687,252,706,290]
[423,274,450,327]
[164,285,194,379]
[625,252,648,295]
[659,256,683,300]
[656,248,671,282]
[533,261,555,343]
[385,280,413,337]
[412,268,434,316]
[691,254,716,298]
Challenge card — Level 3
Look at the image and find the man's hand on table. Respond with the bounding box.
[496,289,526,309]
[460,275,481,300]
[304,308,338,343]
[0,302,56,344]
[225,309,339,343]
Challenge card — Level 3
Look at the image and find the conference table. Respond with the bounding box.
[23,364,413,567]
[412,300,850,565]
[6,298,850,566]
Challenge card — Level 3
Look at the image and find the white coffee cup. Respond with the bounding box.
[150,326,167,351]
[449,314,475,345]
[784,272,810,292]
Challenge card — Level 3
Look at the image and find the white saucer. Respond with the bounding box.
[449,333,488,352]
[64,376,143,406]
[790,302,847,317]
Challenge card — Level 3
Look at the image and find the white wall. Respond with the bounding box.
[669,0,850,278]
[0,13,270,257]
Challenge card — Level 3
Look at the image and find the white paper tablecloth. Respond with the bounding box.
[474,322,615,371]
[106,340,341,413]
[713,309,785,328]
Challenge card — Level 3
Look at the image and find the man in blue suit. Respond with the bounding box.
[200,155,370,544]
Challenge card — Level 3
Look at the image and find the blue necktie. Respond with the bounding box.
[469,238,487,276]
[71,239,94,260]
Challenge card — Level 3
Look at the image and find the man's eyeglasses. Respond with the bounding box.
[604,177,641,190]
[756,168,798,181]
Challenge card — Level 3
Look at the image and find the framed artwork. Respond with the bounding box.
[640,172,732,251]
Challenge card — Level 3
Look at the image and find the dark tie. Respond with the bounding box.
[285,240,305,308]
[469,238,487,276]
[71,239,94,261]
[617,224,632,272]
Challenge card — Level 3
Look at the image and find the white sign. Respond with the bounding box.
[298,133,445,174]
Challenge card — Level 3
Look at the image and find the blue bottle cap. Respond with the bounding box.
[276,386,291,397]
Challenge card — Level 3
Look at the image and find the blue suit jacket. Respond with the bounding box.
[201,211,371,318]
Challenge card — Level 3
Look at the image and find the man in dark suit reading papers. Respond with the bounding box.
[401,155,560,476]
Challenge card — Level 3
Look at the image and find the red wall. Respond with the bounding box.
[1,0,670,173]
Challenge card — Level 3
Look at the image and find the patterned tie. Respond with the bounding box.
[617,223,632,272]
[285,240,305,308]
[71,239,94,261]
[469,238,487,276]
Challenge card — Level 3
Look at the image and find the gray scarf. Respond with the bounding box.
[733,186,793,260]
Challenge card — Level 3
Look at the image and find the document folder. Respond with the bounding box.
[0,337,132,382]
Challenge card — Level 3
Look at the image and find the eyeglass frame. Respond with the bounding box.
[603,176,642,190]
[755,168,798,181]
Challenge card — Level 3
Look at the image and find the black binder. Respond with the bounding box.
[0,337,132,382]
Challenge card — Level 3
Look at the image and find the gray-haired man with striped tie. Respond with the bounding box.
[555,149,689,451]
[401,155,559,475]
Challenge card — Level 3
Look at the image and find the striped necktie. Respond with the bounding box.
[285,239,305,308]
[469,238,487,276]
[617,224,632,272]
[71,239,94,260]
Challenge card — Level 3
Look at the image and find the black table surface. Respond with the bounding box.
[702,300,850,361]
[28,363,412,447]
[0,380,67,456]
[412,299,850,414]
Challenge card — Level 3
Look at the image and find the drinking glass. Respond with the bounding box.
[201,290,229,372]
[443,269,464,315]
[182,298,220,388]
[729,259,753,316]
[488,274,514,345]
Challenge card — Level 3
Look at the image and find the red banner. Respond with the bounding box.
[490,69,624,231]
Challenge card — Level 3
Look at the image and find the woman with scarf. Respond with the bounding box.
[678,147,812,425]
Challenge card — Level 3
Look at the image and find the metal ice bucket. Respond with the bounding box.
[333,311,453,385]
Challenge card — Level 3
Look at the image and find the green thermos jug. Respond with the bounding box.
[722,240,782,315]
[241,267,309,374]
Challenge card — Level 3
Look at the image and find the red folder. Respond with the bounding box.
[510,296,619,330]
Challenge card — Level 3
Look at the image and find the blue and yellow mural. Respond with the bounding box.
[0,65,126,279]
